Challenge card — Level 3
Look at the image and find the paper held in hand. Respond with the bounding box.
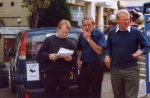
[56,47,74,58]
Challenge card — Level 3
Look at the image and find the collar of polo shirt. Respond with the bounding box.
[115,25,131,33]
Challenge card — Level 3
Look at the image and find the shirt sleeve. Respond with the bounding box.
[69,41,77,67]
[77,34,82,51]
[98,32,106,48]
[137,30,149,54]
[105,32,112,56]
[37,37,50,63]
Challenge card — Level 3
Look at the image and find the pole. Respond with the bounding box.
[145,14,150,97]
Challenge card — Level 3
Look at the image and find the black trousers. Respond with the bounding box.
[78,62,104,98]
[44,72,70,98]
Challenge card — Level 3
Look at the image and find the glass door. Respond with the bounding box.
[4,38,15,62]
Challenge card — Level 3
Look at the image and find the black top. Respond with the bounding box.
[37,35,76,72]
[106,26,148,69]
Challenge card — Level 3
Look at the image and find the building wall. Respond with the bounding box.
[67,0,84,27]
[0,37,4,62]
[0,0,30,26]
[83,2,92,18]
[84,0,117,32]
[84,0,149,32]
[120,0,149,7]
[0,0,84,62]
[0,0,30,62]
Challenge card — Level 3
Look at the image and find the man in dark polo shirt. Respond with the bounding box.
[77,16,106,98]
[105,9,148,98]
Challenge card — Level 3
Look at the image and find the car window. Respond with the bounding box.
[26,29,80,62]
[26,34,46,61]
[67,33,78,39]
[26,42,42,62]
[27,34,46,43]
[26,33,55,62]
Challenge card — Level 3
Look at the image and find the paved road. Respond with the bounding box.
[101,72,150,98]
[0,86,16,98]
[101,72,113,98]
[0,72,113,98]
[0,62,16,98]
[0,72,148,98]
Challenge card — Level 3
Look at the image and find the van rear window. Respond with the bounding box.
[26,42,42,61]
[27,34,46,43]
[26,34,46,61]
[26,32,79,61]
[67,33,78,39]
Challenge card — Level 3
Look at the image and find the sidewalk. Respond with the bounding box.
[101,72,150,98]
[101,72,113,98]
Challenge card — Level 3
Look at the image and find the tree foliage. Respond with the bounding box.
[22,0,50,12]
[22,0,51,28]
[38,0,72,27]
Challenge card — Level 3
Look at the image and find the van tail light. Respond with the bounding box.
[19,32,27,58]
[25,93,29,98]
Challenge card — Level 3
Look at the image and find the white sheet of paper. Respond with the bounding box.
[26,63,40,81]
[56,47,74,58]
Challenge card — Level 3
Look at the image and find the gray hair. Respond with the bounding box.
[116,9,130,19]
[82,16,95,24]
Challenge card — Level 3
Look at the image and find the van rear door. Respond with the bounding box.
[24,33,49,89]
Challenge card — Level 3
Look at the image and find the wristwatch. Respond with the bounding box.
[87,38,91,42]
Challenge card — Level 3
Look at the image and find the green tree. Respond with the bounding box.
[22,0,51,28]
[38,0,72,27]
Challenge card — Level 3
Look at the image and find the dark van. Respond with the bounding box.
[9,27,81,98]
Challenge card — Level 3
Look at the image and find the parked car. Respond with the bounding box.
[9,27,81,98]
[0,62,9,88]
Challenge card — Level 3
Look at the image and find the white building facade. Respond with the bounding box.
[121,0,149,7]
[83,0,150,32]
[83,0,118,32]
